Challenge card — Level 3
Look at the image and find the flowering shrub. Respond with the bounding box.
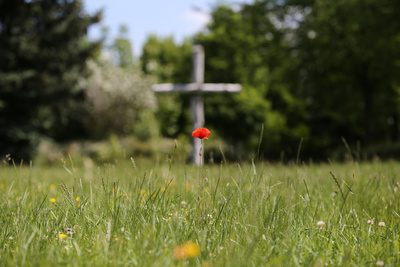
[79,59,157,138]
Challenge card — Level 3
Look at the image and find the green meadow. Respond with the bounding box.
[1,156,399,266]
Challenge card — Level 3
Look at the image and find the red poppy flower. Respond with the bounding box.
[192,127,211,139]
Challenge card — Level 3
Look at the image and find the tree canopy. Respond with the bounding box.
[291,0,400,152]
[142,0,400,160]
[0,0,101,160]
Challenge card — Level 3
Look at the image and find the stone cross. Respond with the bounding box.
[152,45,241,165]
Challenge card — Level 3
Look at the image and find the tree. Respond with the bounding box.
[0,0,101,160]
[140,0,400,160]
[141,35,192,83]
[112,25,134,68]
[283,0,400,153]
[203,0,400,159]
[196,4,309,158]
[140,4,309,159]
[140,35,193,138]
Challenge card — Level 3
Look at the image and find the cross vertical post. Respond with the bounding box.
[191,45,205,165]
[152,45,241,165]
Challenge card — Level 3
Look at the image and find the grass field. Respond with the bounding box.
[1,156,399,266]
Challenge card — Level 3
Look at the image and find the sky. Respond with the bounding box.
[83,0,251,56]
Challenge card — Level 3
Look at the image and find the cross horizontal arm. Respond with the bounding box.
[152,83,242,93]
[152,83,199,92]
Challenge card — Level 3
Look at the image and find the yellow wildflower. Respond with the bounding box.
[58,234,67,239]
[50,198,56,203]
[75,197,80,201]
[173,241,201,260]
[50,184,56,190]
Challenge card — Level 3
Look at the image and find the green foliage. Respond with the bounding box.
[0,0,101,160]
[1,159,400,265]
[197,3,308,159]
[141,0,400,160]
[280,0,400,154]
[154,94,184,137]
[111,25,134,68]
[139,6,301,158]
[133,111,160,141]
[140,36,193,138]
[205,88,284,155]
[141,35,193,83]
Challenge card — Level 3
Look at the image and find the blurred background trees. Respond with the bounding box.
[141,36,193,139]
[1,0,400,162]
[142,0,400,160]
[290,0,400,157]
[0,0,101,160]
